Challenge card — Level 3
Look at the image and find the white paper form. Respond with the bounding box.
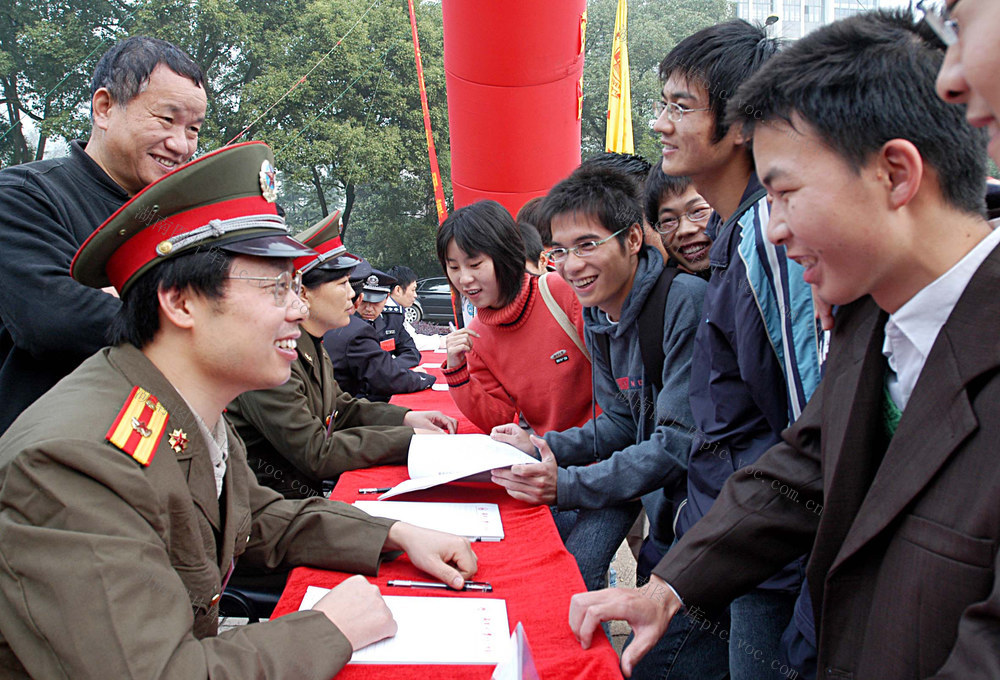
[298,586,509,664]
[379,434,539,500]
[354,501,504,541]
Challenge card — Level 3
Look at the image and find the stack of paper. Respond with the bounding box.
[299,586,510,665]
[379,434,538,500]
[354,501,505,541]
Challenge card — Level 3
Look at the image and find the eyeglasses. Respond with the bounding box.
[543,225,631,264]
[654,100,711,123]
[228,270,303,306]
[917,0,958,46]
[654,206,713,235]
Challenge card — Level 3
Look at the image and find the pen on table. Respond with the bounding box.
[358,487,392,494]
[387,579,493,592]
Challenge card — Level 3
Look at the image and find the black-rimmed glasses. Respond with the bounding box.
[654,206,712,235]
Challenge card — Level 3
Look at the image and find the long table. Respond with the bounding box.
[271,352,624,678]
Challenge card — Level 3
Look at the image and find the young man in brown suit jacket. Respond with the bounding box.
[0,141,477,678]
[569,11,998,679]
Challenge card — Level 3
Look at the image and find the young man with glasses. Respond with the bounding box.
[628,19,824,680]
[644,166,713,277]
[492,165,706,598]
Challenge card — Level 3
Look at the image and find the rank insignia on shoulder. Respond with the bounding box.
[106,386,170,466]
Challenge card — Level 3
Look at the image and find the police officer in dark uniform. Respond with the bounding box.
[361,273,421,369]
[324,262,435,402]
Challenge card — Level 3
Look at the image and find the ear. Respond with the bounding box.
[91,88,116,132]
[627,223,644,255]
[878,139,923,210]
[157,286,198,331]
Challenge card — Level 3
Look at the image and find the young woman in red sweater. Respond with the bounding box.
[438,200,594,434]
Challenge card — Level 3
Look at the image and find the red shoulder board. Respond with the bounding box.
[105,386,169,466]
[380,339,396,352]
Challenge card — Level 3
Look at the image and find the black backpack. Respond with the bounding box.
[593,265,679,394]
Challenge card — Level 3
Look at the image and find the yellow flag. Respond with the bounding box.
[605,0,633,154]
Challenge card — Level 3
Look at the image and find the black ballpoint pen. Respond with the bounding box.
[387,580,493,592]
[358,487,392,494]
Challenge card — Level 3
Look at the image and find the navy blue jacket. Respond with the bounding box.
[374,303,421,369]
[324,315,434,402]
[678,173,823,591]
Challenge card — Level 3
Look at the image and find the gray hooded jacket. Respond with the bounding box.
[544,247,705,548]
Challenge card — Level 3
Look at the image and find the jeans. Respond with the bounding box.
[552,502,640,592]
[626,602,731,680]
[729,588,799,680]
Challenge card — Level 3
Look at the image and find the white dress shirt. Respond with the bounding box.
[883,226,1000,410]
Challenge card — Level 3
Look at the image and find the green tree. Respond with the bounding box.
[0,0,131,165]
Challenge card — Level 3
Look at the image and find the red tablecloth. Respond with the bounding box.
[390,350,484,434]
[271,465,624,679]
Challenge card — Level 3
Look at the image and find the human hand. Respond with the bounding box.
[445,327,480,369]
[404,410,458,434]
[384,522,478,589]
[490,423,534,454]
[311,575,397,651]
[491,434,557,505]
[569,575,682,677]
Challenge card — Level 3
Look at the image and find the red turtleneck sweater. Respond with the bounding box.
[442,273,594,434]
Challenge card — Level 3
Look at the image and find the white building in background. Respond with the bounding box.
[735,0,885,40]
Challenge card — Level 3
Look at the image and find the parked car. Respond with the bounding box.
[410,276,457,324]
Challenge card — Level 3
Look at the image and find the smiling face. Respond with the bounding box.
[90,63,207,195]
[444,240,501,309]
[657,186,713,272]
[754,119,897,309]
[652,74,744,182]
[549,213,641,321]
[936,0,1000,164]
[302,275,356,334]
[193,256,306,394]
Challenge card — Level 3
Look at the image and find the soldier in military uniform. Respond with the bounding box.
[324,264,436,402]
[0,142,477,679]
[227,212,456,500]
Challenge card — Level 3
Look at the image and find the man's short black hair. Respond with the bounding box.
[659,20,781,144]
[580,152,651,188]
[91,36,204,112]
[539,165,642,247]
[109,248,231,349]
[436,200,525,309]
[644,166,695,226]
[726,10,987,215]
[387,265,417,290]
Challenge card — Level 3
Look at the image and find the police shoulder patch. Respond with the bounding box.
[105,386,169,466]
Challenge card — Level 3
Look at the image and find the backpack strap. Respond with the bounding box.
[538,273,591,362]
[591,265,679,394]
[638,266,679,394]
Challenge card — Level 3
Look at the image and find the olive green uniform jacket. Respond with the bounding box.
[227,332,414,499]
[0,344,396,679]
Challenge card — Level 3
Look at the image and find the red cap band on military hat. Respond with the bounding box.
[293,234,346,272]
[106,195,278,291]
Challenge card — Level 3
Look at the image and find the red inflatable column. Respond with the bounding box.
[442,0,587,216]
